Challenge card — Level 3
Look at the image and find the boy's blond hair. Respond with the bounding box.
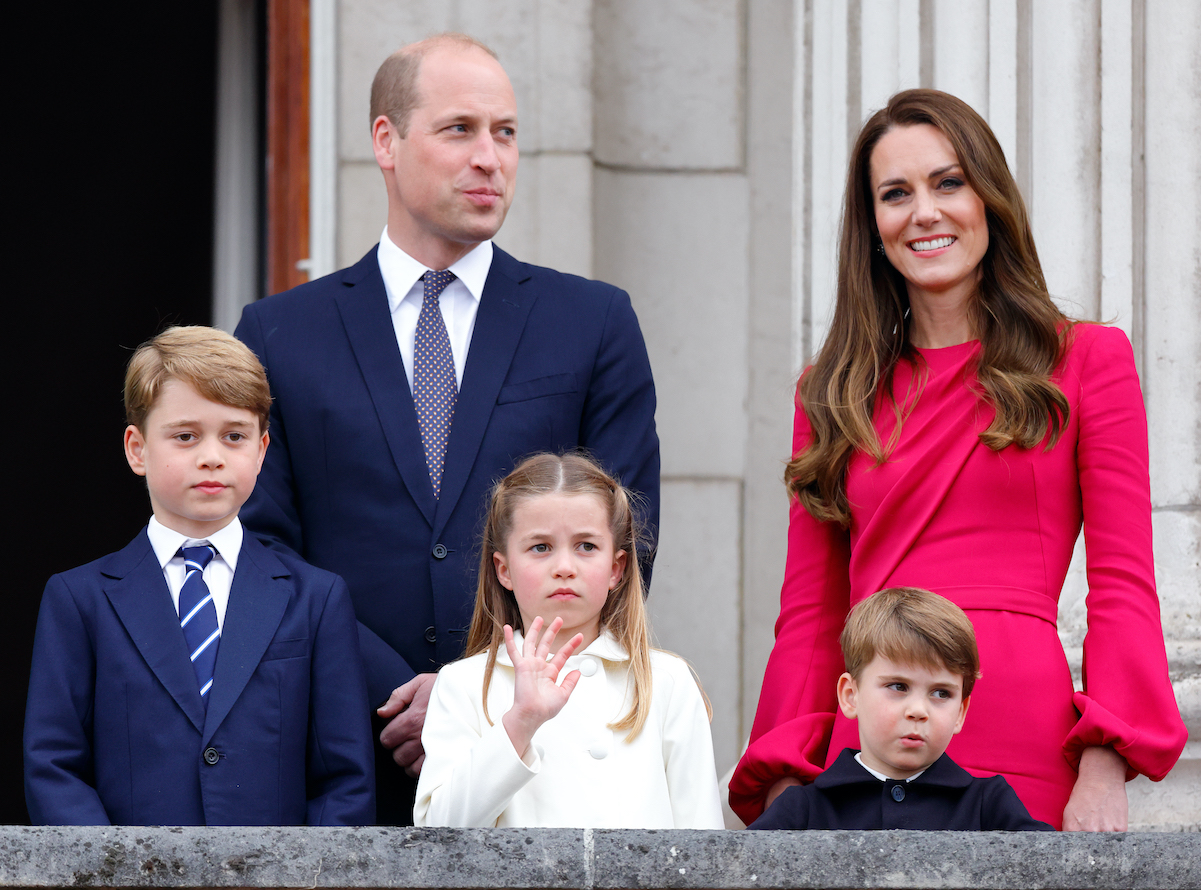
[125,326,271,432]
[840,587,981,697]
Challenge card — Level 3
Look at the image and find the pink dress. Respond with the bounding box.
[729,324,1186,828]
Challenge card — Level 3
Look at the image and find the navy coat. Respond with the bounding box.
[234,246,660,704]
[23,529,375,826]
[748,748,1053,831]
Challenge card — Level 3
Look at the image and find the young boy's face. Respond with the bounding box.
[124,378,268,539]
[837,654,969,780]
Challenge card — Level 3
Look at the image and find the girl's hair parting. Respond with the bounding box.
[464,451,656,740]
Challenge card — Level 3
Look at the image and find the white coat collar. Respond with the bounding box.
[496,628,630,667]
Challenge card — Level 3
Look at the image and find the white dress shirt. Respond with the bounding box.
[146,516,244,630]
[414,630,725,829]
[377,227,493,390]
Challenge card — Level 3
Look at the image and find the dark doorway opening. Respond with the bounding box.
[9,5,243,823]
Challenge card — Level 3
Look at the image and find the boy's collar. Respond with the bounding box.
[816,748,975,789]
[146,515,244,572]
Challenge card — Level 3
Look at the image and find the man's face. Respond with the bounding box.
[375,45,518,268]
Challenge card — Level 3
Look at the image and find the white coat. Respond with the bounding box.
[414,630,724,828]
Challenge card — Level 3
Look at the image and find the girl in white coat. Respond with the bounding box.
[414,452,724,828]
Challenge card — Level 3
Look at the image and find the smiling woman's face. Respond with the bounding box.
[870,123,989,310]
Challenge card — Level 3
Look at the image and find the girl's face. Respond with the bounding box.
[493,492,626,650]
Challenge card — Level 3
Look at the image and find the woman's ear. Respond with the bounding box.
[836,672,859,719]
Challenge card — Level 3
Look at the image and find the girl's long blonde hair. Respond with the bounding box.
[787,89,1072,525]
[464,452,656,740]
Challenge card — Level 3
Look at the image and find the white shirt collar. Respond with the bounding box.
[854,751,929,783]
[496,627,631,667]
[377,227,492,312]
[146,515,244,572]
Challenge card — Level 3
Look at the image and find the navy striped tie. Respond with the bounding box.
[414,269,458,498]
[179,544,220,704]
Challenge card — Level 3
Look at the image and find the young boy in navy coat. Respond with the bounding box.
[24,326,375,825]
[749,587,1050,831]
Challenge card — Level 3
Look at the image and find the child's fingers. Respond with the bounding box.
[524,616,544,656]
[503,624,519,662]
[536,617,564,660]
[557,669,582,698]
[549,632,585,671]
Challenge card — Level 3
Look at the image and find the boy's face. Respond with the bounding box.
[837,654,969,780]
[124,379,268,539]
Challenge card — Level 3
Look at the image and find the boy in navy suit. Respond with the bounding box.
[749,587,1050,831]
[24,326,374,825]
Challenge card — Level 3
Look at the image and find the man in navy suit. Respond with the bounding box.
[24,327,374,825]
[235,32,659,821]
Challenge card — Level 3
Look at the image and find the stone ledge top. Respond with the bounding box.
[1,826,1198,890]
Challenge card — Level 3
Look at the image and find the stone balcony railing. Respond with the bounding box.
[1,826,1197,890]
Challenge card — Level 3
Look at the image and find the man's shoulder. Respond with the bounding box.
[245,247,383,318]
[490,246,627,304]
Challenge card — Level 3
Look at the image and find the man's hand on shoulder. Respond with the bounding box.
[377,672,437,777]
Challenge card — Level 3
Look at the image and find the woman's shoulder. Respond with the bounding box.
[1062,322,1135,363]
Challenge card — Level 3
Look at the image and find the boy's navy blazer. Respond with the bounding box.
[747,749,1053,831]
[234,245,660,704]
[23,528,375,826]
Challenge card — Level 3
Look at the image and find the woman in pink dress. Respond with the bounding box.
[729,90,1185,830]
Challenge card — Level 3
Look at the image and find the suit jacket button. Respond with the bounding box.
[203,747,220,766]
[432,544,448,559]
[424,626,437,643]
[890,784,905,802]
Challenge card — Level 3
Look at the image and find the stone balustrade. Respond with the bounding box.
[1,826,1197,890]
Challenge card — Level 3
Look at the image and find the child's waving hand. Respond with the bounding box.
[501,617,584,758]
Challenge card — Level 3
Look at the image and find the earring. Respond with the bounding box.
[875,241,885,256]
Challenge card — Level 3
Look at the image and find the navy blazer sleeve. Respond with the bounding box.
[303,571,377,825]
[24,574,111,825]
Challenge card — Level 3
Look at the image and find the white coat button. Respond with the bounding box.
[589,741,609,759]
[578,657,599,677]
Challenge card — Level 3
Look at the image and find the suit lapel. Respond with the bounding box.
[203,535,291,742]
[435,249,536,534]
[103,531,206,733]
[334,249,438,525]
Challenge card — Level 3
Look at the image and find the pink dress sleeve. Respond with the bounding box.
[728,400,851,824]
[1061,326,1186,779]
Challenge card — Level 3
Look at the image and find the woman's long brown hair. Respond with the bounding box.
[786,89,1072,525]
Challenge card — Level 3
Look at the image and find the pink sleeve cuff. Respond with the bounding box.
[728,713,835,824]
[1064,691,1186,782]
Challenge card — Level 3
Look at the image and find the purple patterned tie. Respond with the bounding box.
[414,270,458,498]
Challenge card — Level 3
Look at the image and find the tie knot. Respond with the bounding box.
[182,544,216,571]
[423,269,457,300]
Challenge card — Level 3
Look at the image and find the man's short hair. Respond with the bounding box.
[369,32,499,136]
[840,587,981,697]
[124,326,271,433]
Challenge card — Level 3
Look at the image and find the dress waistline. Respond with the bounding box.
[854,585,1059,625]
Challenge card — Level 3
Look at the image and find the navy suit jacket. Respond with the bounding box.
[748,748,1053,831]
[23,529,375,826]
[234,245,660,705]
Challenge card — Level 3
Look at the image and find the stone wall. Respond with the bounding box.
[323,0,1199,829]
[3,826,1198,890]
